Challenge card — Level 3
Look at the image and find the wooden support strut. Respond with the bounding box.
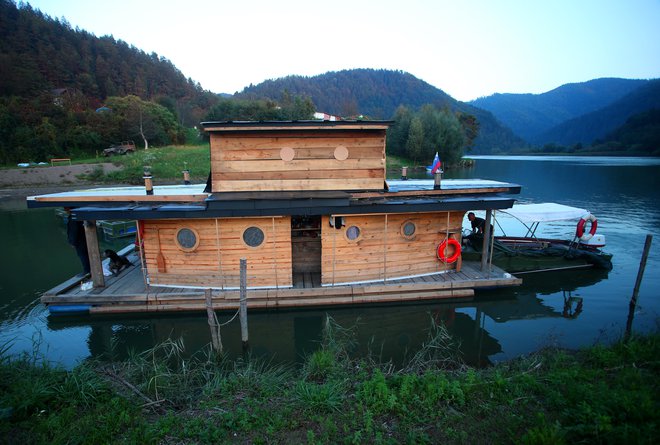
[239,258,249,350]
[481,209,493,273]
[84,220,105,288]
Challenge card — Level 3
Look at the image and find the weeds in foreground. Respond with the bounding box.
[1,323,658,444]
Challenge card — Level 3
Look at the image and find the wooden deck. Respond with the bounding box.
[42,256,521,315]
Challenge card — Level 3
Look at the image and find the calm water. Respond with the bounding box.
[1,156,659,368]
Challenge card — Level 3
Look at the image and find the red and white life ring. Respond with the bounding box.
[576,213,598,241]
[437,238,461,263]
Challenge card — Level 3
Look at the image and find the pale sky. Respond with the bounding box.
[24,0,660,102]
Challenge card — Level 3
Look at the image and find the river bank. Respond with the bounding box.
[1,322,657,444]
[0,163,121,202]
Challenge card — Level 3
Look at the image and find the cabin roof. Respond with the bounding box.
[27,179,521,221]
[200,120,392,132]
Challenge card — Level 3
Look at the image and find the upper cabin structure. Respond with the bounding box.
[27,121,522,315]
[205,120,388,192]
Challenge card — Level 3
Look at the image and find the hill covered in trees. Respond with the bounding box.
[235,69,526,154]
[0,0,220,163]
[536,79,660,148]
[470,78,647,143]
[593,108,660,155]
[3,0,655,163]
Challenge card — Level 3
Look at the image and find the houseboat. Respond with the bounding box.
[28,121,522,315]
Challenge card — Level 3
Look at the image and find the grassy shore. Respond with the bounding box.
[73,144,211,185]
[1,319,657,444]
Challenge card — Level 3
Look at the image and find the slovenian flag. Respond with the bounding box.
[431,152,442,174]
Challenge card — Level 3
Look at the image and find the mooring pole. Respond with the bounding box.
[239,258,249,351]
[205,288,222,353]
[625,234,653,341]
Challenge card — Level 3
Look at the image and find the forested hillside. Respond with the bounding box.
[0,0,219,163]
[538,79,660,147]
[236,69,526,153]
[599,109,660,154]
[470,78,647,142]
[0,0,214,123]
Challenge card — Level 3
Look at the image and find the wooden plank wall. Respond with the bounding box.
[143,217,292,288]
[321,211,464,285]
[210,130,386,192]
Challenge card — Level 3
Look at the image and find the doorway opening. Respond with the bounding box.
[291,215,322,288]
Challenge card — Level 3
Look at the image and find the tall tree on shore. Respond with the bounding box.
[389,104,473,166]
[406,117,424,165]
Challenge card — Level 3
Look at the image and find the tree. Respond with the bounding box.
[388,103,470,166]
[104,95,183,148]
[405,117,424,165]
[205,95,315,122]
[387,106,412,157]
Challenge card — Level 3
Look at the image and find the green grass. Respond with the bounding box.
[97,145,211,185]
[2,320,658,444]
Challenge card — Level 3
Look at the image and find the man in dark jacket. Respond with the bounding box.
[468,212,491,235]
[468,212,493,235]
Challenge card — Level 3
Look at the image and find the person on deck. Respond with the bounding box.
[468,212,490,235]
[65,208,91,276]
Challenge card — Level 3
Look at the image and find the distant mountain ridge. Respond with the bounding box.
[469,78,649,142]
[235,69,525,153]
[537,79,660,146]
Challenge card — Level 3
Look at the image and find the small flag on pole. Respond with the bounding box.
[431,152,442,174]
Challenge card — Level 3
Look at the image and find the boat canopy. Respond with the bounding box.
[500,203,590,223]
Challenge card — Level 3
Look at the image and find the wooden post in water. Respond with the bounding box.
[625,234,653,341]
[239,258,249,351]
[205,288,222,353]
[481,210,493,273]
[83,220,105,288]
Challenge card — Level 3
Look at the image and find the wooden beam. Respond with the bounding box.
[84,220,105,288]
[481,209,493,272]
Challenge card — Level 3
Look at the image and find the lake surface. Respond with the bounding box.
[1,156,659,368]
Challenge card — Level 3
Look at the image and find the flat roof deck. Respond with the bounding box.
[42,254,521,315]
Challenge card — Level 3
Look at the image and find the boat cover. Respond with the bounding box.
[500,203,590,223]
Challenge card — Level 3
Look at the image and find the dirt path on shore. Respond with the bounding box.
[0,163,122,200]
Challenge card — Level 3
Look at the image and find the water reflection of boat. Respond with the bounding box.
[47,302,502,367]
[462,203,613,273]
[477,268,609,322]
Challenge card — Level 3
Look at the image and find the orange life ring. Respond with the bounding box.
[437,238,461,263]
[576,213,598,241]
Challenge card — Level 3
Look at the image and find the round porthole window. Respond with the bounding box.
[345,225,361,241]
[243,226,265,247]
[176,227,199,252]
[401,221,416,239]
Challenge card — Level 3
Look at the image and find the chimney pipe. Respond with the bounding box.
[143,166,154,195]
